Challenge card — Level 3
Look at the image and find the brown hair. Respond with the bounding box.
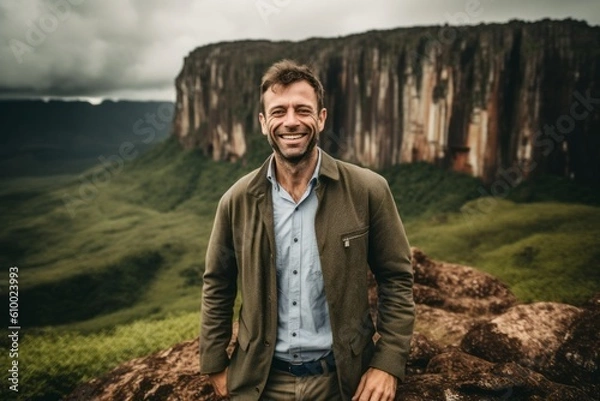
[259,59,325,113]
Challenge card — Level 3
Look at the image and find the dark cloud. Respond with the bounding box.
[0,0,597,101]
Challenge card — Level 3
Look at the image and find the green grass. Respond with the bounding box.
[406,198,600,305]
[0,138,248,333]
[0,312,199,401]
[381,161,483,221]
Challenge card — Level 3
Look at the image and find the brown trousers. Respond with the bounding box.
[260,365,342,401]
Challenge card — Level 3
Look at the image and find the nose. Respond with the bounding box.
[283,107,300,129]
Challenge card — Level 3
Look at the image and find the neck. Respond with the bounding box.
[273,149,318,200]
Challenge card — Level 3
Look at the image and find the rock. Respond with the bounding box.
[409,247,516,347]
[544,295,600,399]
[396,350,595,401]
[412,248,517,316]
[406,332,444,375]
[415,304,486,347]
[64,339,213,401]
[65,324,238,401]
[460,302,583,371]
[173,20,600,185]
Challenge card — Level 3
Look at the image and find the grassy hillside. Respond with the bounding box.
[0,312,199,401]
[2,139,238,332]
[406,199,600,305]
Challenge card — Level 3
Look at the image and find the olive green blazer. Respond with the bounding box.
[200,150,414,400]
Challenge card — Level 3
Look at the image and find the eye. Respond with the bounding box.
[297,108,312,116]
[270,109,285,117]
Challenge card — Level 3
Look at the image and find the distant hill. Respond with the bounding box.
[0,99,173,177]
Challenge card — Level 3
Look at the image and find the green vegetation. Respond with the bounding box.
[0,312,198,401]
[406,199,600,305]
[381,162,482,221]
[1,136,598,400]
[1,138,247,333]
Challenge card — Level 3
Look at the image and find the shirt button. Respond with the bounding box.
[293,354,298,359]
[292,301,297,306]
[293,270,298,275]
[293,238,298,243]
[292,332,297,337]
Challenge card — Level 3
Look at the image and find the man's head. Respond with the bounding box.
[259,60,325,114]
[259,60,327,165]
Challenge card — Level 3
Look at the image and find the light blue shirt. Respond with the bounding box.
[267,149,333,363]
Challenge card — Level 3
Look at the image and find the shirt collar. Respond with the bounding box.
[267,148,322,191]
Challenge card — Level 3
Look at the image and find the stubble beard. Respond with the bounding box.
[268,128,318,166]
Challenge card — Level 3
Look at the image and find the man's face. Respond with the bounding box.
[259,80,327,164]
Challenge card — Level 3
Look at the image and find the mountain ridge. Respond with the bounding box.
[0,99,173,177]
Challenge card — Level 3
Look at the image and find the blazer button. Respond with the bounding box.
[264,340,270,346]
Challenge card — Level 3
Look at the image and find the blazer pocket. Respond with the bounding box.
[341,226,369,248]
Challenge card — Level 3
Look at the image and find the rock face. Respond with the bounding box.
[460,302,583,369]
[173,20,600,184]
[66,248,600,400]
[65,340,211,401]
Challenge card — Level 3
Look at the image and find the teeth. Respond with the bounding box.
[281,134,303,139]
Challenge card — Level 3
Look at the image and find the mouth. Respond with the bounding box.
[278,132,308,140]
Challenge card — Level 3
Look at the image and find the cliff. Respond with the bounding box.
[172,19,600,184]
[65,248,599,400]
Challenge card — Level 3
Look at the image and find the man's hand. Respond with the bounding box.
[351,367,397,401]
[208,368,229,397]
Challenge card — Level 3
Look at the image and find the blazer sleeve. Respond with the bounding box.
[199,192,239,374]
[367,175,415,381]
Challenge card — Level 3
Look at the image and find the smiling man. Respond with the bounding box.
[200,60,415,400]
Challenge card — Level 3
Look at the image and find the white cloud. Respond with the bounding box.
[0,0,597,100]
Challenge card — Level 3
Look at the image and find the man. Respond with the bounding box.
[200,59,414,400]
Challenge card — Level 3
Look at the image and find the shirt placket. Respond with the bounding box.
[288,200,302,359]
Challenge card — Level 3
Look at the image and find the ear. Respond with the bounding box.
[259,112,267,136]
[317,108,327,132]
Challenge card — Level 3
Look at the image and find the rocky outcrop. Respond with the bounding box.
[398,351,594,400]
[66,249,600,400]
[64,339,219,401]
[411,248,517,316]
[460,302,583,369]
[544,294,600,399]
[173,20,600,184]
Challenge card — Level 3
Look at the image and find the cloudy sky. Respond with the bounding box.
[1,0,598,102]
